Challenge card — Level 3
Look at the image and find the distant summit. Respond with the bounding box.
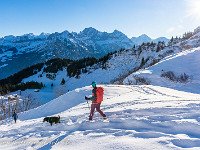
[131,34,169,45]
[131,34,152,45]
[81,27,99,36]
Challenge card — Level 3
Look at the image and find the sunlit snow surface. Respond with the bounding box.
[1,85,200,150]
[125,47,200,94]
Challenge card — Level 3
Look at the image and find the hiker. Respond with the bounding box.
[85,81,106,120]
[12,111,18,123]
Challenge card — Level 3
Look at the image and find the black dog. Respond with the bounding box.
[43,115,60,126]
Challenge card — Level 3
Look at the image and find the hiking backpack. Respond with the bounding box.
[96,87,104,103]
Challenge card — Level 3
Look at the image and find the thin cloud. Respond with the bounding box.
[166,25,185,36]
[167,27,175,33]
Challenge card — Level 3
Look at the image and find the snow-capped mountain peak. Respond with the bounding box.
[138,34,150,38]
[22,33,35,38]
[112,29,128,38]
[131,34,152,45]
[38,32,50,39]
[81,27,99,36]
[3,35,16,41]
[131,34,169,45]
[138,34,152,42]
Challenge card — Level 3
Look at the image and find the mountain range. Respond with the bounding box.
[0,27,169,80]
[1,24,200,82]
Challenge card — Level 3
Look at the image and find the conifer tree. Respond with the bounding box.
[170,36,174,42]
[61,78,65,85]
[141,57,145,66]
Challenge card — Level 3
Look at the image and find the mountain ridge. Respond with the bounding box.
[0,27,169,80]
[131,34,169,45]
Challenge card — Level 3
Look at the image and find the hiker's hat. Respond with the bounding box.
[91,81,96,87]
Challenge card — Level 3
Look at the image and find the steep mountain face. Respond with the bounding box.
[78,27,133,55]
[0,28,133,80]
[131,34,169,45]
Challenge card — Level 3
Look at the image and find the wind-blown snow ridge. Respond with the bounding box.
[1,85,200,149]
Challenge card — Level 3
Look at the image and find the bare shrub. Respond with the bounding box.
[126,79,134,85]
[161,71,177,81]
[110,74,126,85]
[178,73,190,83]
[18,93,40,112]
[160,71,190,83]
[0,93,40,120]
[133,76,151,85]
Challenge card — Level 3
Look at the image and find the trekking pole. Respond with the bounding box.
[87,100,90,111]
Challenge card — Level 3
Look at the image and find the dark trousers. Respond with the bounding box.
[14,117,17,123]
[89,103,106,120]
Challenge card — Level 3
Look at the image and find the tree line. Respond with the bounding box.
[0,82,44,95]
[168,31,195,46]
[0,50,119,95]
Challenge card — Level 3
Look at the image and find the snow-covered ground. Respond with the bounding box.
[20,50,138,104]
[1,85,200,149]
[20,43,180,104]
[125,47,200,94]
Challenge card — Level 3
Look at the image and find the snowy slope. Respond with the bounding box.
[1,85,200,149]
[124,47,200,94]
[169,26,200,50]
[18,50,138,104]
[20,44,171,104]
[16,41,185,105]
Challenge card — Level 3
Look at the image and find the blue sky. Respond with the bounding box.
[0,0,200,39]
